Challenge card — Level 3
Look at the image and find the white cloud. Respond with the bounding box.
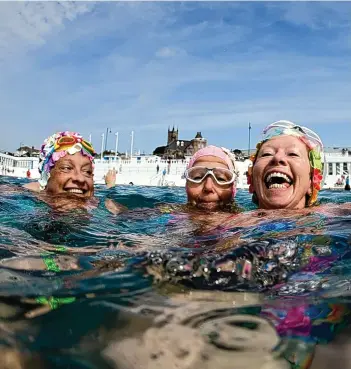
[266,2,351,30]
[0,2,350,153]
[0,1,94,60]
[155,46,186,58]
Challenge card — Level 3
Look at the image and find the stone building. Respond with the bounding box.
[153,127,207,159]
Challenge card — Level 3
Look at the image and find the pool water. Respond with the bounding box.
[0,176,351,369]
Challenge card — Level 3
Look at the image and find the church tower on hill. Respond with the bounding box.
[167,126,178,145]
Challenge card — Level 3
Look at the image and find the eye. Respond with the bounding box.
[288,152,300,157]
[216,175,227,182]
[61,165,72,171]
[193,175,203,180]
[261,152,273,157]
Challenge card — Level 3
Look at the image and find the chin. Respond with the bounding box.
[259,197,290,210]
[196,202,220,211]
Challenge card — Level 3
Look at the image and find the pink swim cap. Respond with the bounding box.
[187,145,237,197]
[187,145,235,171]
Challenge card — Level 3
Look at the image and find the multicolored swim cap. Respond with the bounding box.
[247,120,324,206]
[38,131,96,190]
[187,145,238,196]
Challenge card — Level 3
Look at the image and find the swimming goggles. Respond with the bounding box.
[263,120,324,151]
[185,166,236,186]
[54,136,95,155]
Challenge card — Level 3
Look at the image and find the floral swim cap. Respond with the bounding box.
[38,131,96,190]
[247,120,324,207]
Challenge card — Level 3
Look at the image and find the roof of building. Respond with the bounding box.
[166,139,192,151]
[153,145,166,155]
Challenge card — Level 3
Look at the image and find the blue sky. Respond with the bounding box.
[0,1,350,154]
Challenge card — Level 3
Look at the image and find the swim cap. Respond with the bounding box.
[38,131,96,190]
[187,145,238,196]
[247,120,324,206]
[188,145,235,171]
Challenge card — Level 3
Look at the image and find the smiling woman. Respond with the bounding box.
[185,145,239,212]
[247,120,324,210]
[24,131,96,198]
[23,131,126,214]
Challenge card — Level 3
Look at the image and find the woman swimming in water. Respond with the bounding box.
[185,145,239,212]
[24,131,95,197]
[23,131,124,213]
[247,120,324,210]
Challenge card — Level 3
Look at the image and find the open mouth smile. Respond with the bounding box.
[64,188,86,195]
[264,171,293,189]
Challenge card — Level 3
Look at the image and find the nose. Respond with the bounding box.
[271,149,288,166]
[202,175,215,192]
[71,170,86,184]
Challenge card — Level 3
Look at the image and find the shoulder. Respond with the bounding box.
[23,182,41,192]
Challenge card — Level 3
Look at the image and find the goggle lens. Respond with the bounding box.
[186,167,235,185]
[55,136,95,155]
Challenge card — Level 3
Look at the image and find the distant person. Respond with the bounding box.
[167,161,171,174]
[345,176,350,191]
[162,168,166,177]
[26,169,31,179]
[156,164,160,174]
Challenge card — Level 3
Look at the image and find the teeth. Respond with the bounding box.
[67,189,84,194]
[268,183,286,189]
[266,172,292,184]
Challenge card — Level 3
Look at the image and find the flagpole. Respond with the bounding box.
[248,122,251,157]
[101,133,105,161]
[105,128,111,153]
[130,131,134,159]
[115,132,119,160]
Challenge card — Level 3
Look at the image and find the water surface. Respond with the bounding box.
[0,177,351,369]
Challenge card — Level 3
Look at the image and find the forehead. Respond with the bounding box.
[260,135,309,153]
[193,155,228,169]
[56,152,92,166]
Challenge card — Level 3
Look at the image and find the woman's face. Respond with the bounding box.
[186,155,233,210]
[252,135,311,210]
[45,152,94,198]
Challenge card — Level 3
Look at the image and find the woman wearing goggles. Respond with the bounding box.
[185,166,235,186]
[185,145,238,211]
